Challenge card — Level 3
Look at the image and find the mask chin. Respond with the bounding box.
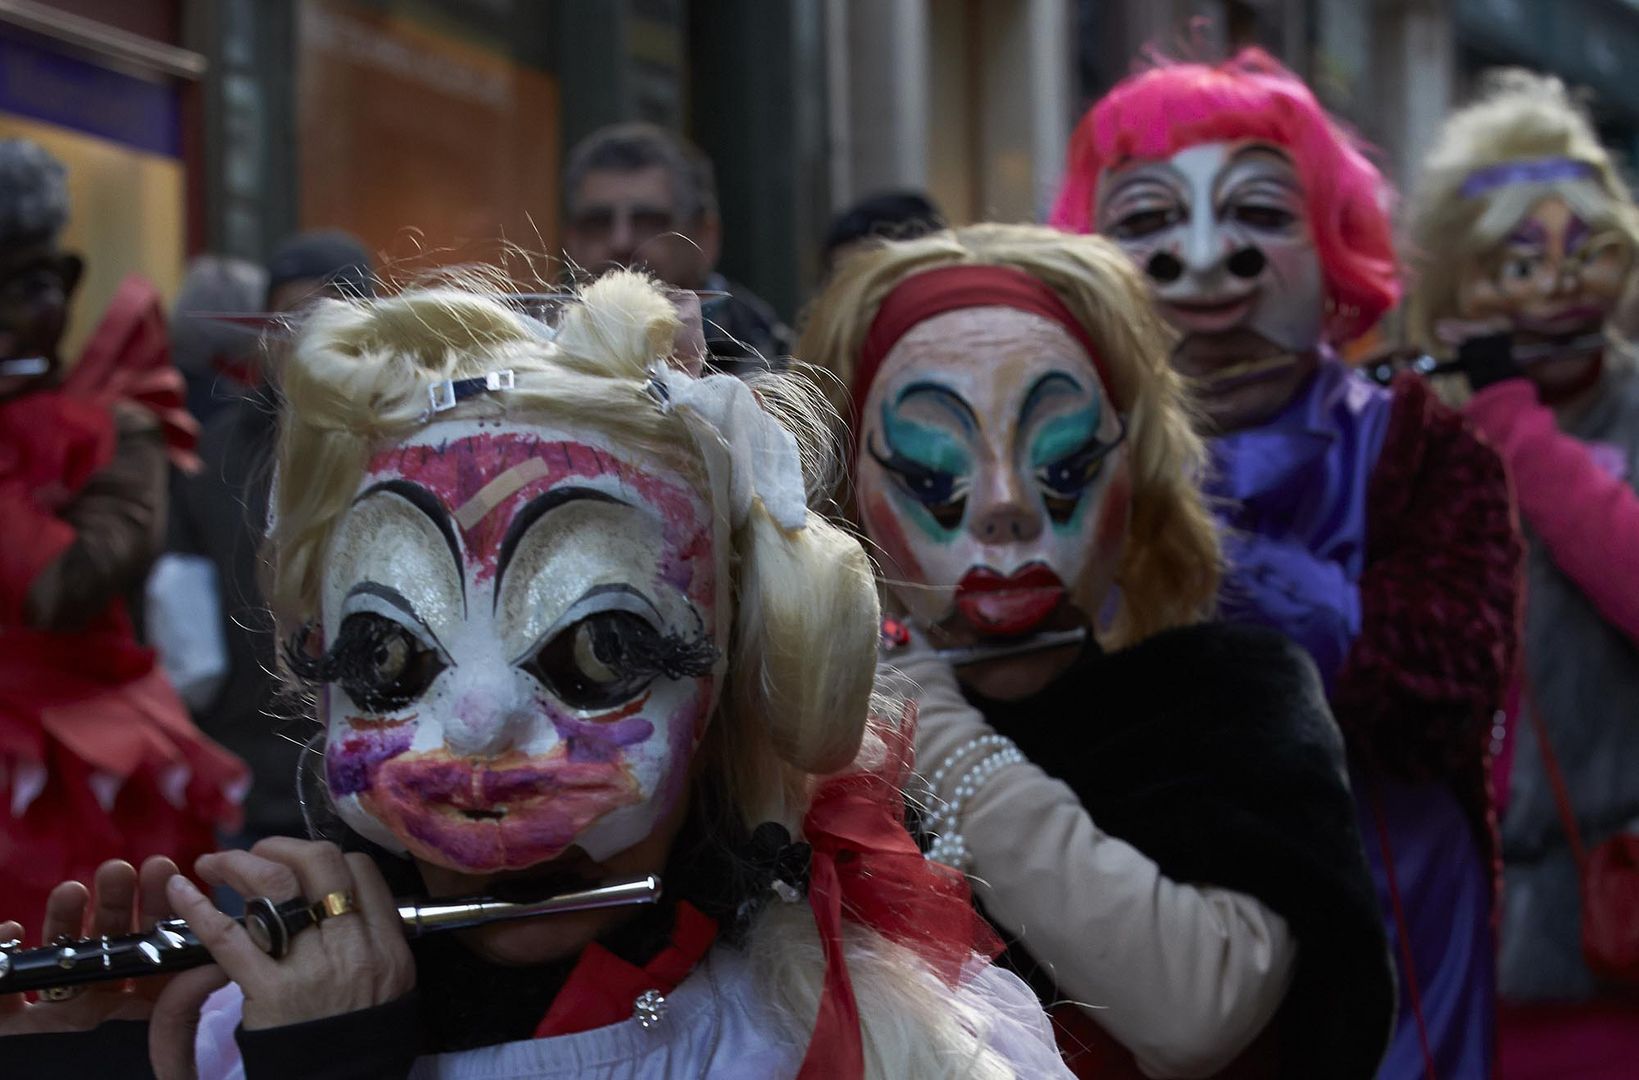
[1246,279,1325,354]
[333,790,412,857]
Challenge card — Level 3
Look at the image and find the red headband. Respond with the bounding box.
[850,264,1118,426]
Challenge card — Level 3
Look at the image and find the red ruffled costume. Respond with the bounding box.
[0,277,245,934]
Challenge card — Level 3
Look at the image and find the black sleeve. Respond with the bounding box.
[5,1020,155,1079]
[237,991,420,1080]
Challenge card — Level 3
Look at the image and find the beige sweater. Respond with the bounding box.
[896,646,1297,1079]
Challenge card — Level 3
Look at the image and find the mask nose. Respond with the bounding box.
[442,670,539,760]
[1181,206,1225,280]
[967,466,1043,545]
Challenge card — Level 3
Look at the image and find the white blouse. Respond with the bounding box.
[194,944,1073,1079]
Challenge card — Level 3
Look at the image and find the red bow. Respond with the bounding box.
[795,712,1002,1080]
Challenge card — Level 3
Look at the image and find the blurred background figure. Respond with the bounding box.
[169,255,267,426]
[1404,70,1639,1080]
[153,230,374,856]
[0,137,244,935]
[820,190,946,274]
[561,121,791,374]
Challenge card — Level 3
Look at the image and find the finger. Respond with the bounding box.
[344,852,407,955]
[40,880,90,944]
[165,875,275,984]
[196,850,301,906]
[150,963,227,1080]
[90,860,139,938]
[138,856,182,931]
[251,838,357,921]
[253,839,371,972]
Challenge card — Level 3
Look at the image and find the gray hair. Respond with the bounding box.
[170,255,269,374]
[0,138,68,248]
[562,122,718,221]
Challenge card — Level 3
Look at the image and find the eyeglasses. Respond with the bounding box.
[0,263,69,308]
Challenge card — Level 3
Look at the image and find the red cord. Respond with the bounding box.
[1367,777,1440,1080]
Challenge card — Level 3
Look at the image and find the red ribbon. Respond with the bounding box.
[795,716,1002,1080]
[850,263,1121,429]
[533,901,719,1038]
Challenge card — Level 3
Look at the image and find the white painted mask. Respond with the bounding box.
[854,307,1130,648]
[1097,141,1325,353]
[315,416,719,874]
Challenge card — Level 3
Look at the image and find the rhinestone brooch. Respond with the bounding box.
[633,988,667,1029]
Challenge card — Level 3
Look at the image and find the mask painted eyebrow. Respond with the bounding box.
[1019,371,1085,425]
[494,486,631,603]
[345,581,449,655]
[1215,146,1302,195]
[897,380,979,434]
[1100,170,1187,217]
[354,480,465,614]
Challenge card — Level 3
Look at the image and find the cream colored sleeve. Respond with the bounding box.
[899,649,1297,1080]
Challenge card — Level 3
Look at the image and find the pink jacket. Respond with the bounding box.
[1465,379,1639,647]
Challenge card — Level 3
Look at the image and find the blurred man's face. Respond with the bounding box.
[0,240,80,399]
[564,166,718,290]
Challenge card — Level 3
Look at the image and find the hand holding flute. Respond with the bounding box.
[0,854,222,1056]
[0,840,661,1048]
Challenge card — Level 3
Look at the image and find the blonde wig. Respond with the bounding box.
[1404,69,1639,348]
[798,222,1221,646]
[267,271,1021,1078]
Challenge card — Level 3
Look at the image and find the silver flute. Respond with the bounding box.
[0,874,661,995]
[935,627,1088,667]
[1367,333,1607,384]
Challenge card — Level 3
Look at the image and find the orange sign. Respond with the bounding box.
[298,1,560,284]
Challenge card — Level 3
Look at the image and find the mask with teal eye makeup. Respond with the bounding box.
[867,395,972,535]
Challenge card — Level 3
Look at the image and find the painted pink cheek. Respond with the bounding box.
[327,727,415,797]
[1094,472,1132,561]
[863,491,928,584]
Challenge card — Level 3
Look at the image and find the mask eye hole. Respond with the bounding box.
[524,611,663,712]
[866,431,968,531]
[328,612,446,713]
[1110,206,1181,241]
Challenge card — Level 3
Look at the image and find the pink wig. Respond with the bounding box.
[1050,48,1399,343]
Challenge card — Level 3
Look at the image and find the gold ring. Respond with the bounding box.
[308,889,358,923]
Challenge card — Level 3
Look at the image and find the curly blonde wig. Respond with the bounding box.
[1404,69,1639,348]
[797,223,1220,646]
[266,270,1025,1079]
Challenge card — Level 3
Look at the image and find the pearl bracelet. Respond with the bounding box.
[923,741,1026,871]
[926,733,1014,795]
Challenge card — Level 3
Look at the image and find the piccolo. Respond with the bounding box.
[936,627,1087,667]
[1365,332,1606,385]
[0,873,660,996]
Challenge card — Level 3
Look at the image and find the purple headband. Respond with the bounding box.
[1461,157,1598,199]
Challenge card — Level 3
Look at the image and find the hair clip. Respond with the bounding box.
[421,369,516,421]
[645,368,673,409]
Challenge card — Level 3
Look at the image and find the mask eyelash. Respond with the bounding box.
[283,614,446,713]
[588,615,719,681]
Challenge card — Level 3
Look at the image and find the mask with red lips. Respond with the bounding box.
[854,305,1130,700]
[313,415,720,874]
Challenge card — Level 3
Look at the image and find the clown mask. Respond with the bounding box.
[1098,141,1324,432]
[1456,193,1632,393]
[313,416,720,874]
[855,306,1130,700]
